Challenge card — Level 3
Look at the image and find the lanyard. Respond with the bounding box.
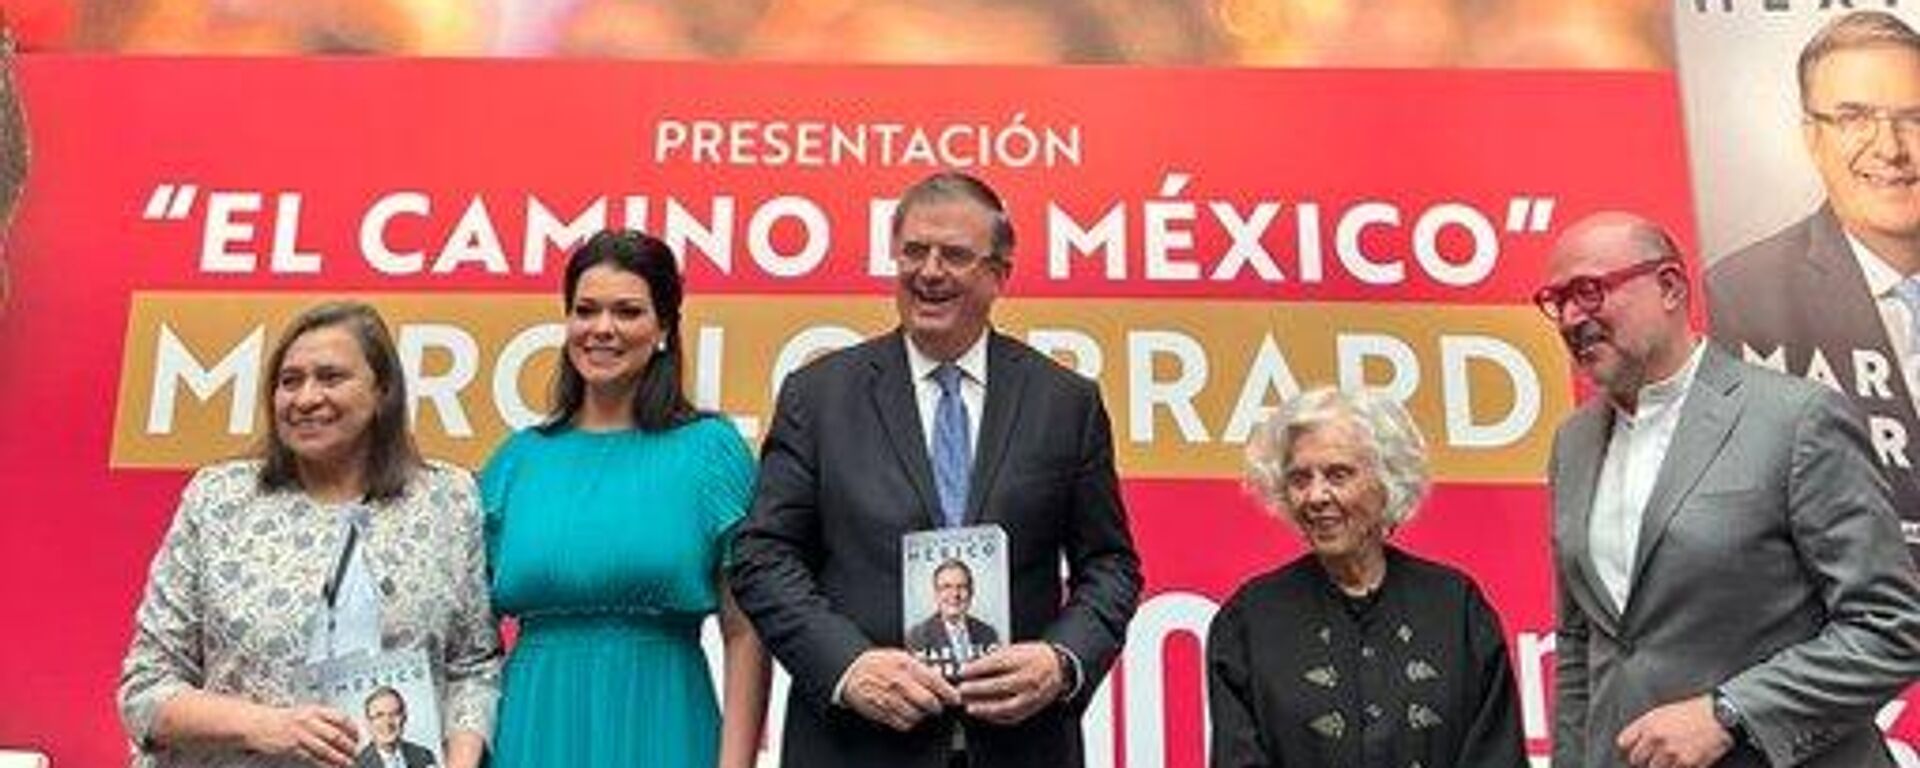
[311,504,382,661]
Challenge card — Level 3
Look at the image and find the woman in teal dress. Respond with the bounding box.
[481,229,769,767]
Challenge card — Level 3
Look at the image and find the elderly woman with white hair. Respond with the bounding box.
[1205,387,1526,768]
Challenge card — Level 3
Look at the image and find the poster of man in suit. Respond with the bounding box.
[1675,4,1920,536]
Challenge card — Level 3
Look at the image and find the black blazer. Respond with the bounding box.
[1706,205,1920,526]
[730,330,1142,768]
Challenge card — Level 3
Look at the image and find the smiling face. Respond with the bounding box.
[272,325,380,476]
[564,263,662,397]
[894,197,1007,361]
[1542,217,1687,405]
[365,690,405,748]
[933,562,974,620]
[1281,420,1391,564]
[1804,44,1920,249]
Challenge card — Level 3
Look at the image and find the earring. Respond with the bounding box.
[655,340,668,353]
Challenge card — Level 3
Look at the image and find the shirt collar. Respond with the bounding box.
[1614,338,1706,421]
[1846,229,1908,298]
[906,330,990,386]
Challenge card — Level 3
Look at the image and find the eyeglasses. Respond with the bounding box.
[1805,105,1920,144]
[896,240,994,273]
[1532,258,1675,321]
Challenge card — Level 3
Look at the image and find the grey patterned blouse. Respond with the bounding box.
[117,459,502,767]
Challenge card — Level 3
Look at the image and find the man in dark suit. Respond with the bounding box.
[1706,10,1920,528]
[905,559,1001,672]
[730,171,1142,768]
[354,687,436,768]
[1542,212,1920,767]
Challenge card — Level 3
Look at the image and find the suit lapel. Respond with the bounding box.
[1626,344,1743,602]
[1557,402,1623,633]
[868,332,943,529]
[967,332,1029,524]
[1802,211,1920,507]
[1801,209,1909,397]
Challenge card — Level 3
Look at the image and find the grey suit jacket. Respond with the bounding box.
[1550,343,1920,767]
[1706,206,1920,531]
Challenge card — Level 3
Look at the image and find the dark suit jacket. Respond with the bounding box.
[1550,343,1920,767]
[1707,205,1920,530]
[906,613,1001,661]
[730,330,1143,768]
[352,740,436,768]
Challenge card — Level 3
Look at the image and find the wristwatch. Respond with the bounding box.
[1711,689,1747,742]
[1049,643,1081,699]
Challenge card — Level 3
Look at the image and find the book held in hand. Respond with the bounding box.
[902,524,1010,680]
[298,648,445,767]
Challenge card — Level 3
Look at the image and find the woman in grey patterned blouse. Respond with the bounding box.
[117,302,501,768]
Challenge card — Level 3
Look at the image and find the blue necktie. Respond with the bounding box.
[931,363,972,528]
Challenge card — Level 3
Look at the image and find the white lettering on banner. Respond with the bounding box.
[1516,631,1555,746]
[1337,333,1421,404]
[663,197,734,274]
[1045,180,1552,287]
[525,197,606,274]
[493,323,561,430]
[1129,331,1211,444]
[133,321,1546,456]
[1873,417,1914,470]
[746,196,830,277]
[867,198,901,278]
[1441,335,1540,448]
[147,323,264,435]
[188,191,322,274]
[1219,335,1304,443]
[1116,331,1541,449]
[1144,174,1200,281]
[652,115,1084,169]
[1123,592,1218,768]
[199,192,262,273]
[362,191,430,274]
[151,184,1551,292]
[437,197,511,274]
[1048,200,1129,280]
[1739,343,1915,469]
[399,324,480,438]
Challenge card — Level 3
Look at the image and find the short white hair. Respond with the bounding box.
[1244,387,1432,527]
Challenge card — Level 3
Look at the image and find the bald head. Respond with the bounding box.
[1548,213,1683,282]
[1541,212,1696,407]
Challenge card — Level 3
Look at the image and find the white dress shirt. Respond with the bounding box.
[1589,341,1706,612]
[906,331,988,457]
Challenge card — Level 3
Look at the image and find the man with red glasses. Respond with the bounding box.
[1707,10,1920,529]
[1544,211,1920,768]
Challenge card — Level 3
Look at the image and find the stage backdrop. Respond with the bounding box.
[0,55,1822,767]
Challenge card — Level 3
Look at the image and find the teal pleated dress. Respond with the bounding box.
[480,416,754,767]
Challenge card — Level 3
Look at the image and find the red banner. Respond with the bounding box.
[0,56,1709,766]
